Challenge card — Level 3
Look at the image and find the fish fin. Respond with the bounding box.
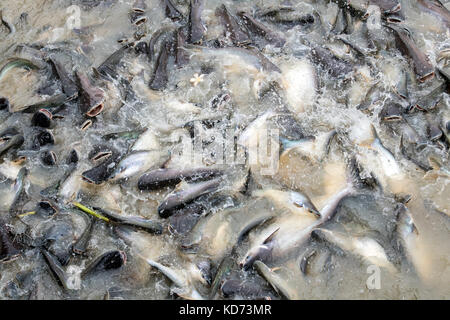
[347,156,366,190]
[299,248,316,275]
[323,130,337,159]
[263,227,280,244]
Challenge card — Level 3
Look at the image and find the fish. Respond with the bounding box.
[149,39,171,91]
[216,4,251,46]
[163,0,183,22]
[237,11,286,48]
[182,200,276,263]
[158,177,222,218]
[176,27,190,68]
[311,228,397,273]
[388,25,435,82]
[75,71,105,117]
[279,130,337,163]
[144,258,204,299]
[93,208,163,234]
[31,109,53,128]
[188,0,206,44]
[257,3,317,30]
[184,45,281,74]
[9,167,27,214]
[41,249,75,291]
[254,261,301,300]
[220,278,275,300]
[394,203,437,283]
[240,159,360,269]
[81,250,127,279]
[72,214,94,256]
[0,58,40,83]
[310,46,354,79]
[334,0,401,17]
[0,222,21,262]
[138,168,223,191]
[41,150,58,166]
[109,150,164,182]
[209,256,234,299]
[95,44,132,80]
[48,56,78,99]
[252,189,320,218]
[0,134,24,157]
[417,0,450,28]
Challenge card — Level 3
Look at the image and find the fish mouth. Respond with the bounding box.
[80,119,93,131]
[86,103,104,117]
[418,71,435,83]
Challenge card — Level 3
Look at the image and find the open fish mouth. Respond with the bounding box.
[0,0,448,301]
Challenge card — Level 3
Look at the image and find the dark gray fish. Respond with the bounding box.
[75,70,105,117]
[384,10,405,23]
[48,57,78,99]
[20,94,70,114]
[81,160,116,185]
[237,11,286,48]
[130,11,147,26]
[216,4,251,46]
[41,249,72,291]
[149,39,171,91]
[188,0,206,44]
[88,144,115,164]
[335,0,401,17]
[163,0,183,21]
[1,270,35,299]
[9,167,27,214]
[81,250,126,279]
[399,135,433,171]
[95,44,132,80]
[257,4,317,30]
[41,150,57,166]
[176,27,190,67]
[42,221,74,266]
[158,178,222,218]
[413,82,446,112]
[94,208,163,234]
[148,27,174,60]
[0,222,21,262]
[0,134,24,157]
[331,7,348,35]
[67,149,79,165]
[138,167,223,191]
[36,200,58,217]
[31,109,53,128]
[310,46,354,79]
[418,0,450,28]
[0,127,20,139]
[389,25,435,82]
[72,214,94,256]
[32,129,54,150]
[168,202,205,235]
[380,102,404,121]
[209,256,234,299]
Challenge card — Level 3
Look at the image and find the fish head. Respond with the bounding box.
[240,244,273,270]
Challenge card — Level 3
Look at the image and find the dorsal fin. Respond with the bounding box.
[263,227,280,244]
